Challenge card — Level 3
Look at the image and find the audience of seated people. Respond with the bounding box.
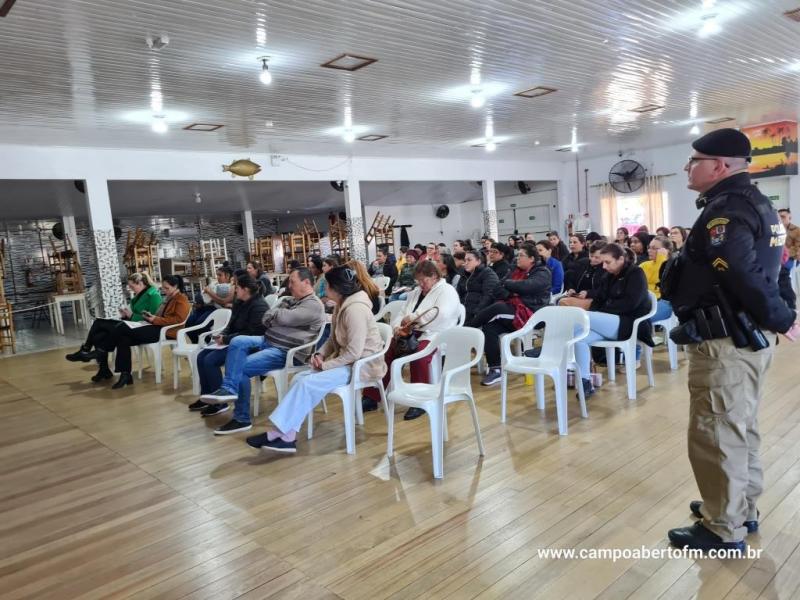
[571,243,653,398]
[84,274,191,389]
[81,225,707,457]
[198,267,326,433]
[65,271,162,366]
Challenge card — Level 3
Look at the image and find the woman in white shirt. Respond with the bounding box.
[362,260,460,420]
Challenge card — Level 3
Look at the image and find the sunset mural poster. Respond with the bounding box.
[742,120,798,178]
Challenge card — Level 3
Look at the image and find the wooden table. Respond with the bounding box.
[49,292,90,335]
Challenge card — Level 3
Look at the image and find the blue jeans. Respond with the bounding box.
[221,336,288,424]
[574,312,621,377]
[389,292,408,302]
[197,347,228,394]
[652,299,673,323]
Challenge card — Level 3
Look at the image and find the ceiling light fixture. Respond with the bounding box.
[514,86,558,99]
[150,90,163,112]
[690,125,700,135]
[534,140,540,146]
[470,91,486,108]
[485,141,497,152]
[706,116,735,124]
[630,103,665,113]
[152,116,168,134]
[357,134,388,141]
[570,126,579,153]
[258,56,272,85]
[702,0,716,8]
[320,53,378,71]
[698,14,721,37]
[264,120,274,127]
[183,123,224,131]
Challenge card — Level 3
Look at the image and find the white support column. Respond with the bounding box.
[62,215,80,263]
[344,179,367,263]
[242,210,255,247]
[481,179,498,241]
[85,178,124,318]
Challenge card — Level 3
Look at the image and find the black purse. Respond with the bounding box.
[393,306,439,357]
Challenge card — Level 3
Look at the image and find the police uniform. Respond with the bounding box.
[667,129,797,549]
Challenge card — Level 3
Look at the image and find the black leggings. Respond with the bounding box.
[84,319,127,352]
[471,303,516,367]
[106,324,163,373]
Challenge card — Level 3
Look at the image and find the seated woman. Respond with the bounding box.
[368,247,398,295]
[547,231,570,261]
[669,226,687,253]
[572,244,653,398]
[246,260,273,296]
[487,242,512,280]
[436,253,461,289]
[560,240,607,303]
[462,250,499,325]
[188,274,268,424]
[92,274,191,389]
[615,227,630,247]
[362,260,461,420]
[389,249,419,301]
[535,239,564,295]
[308,255,324,296]
[245,265,387,453]
[472,243,551,386]
[317,255,339,303]
[65,271,161,364]
[185,265,234,342]
[348,259,382,314]
[640,235,673,322]
[628,232,651,265]
[562,234,590,290]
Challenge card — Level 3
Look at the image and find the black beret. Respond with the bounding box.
[691,128,751,160]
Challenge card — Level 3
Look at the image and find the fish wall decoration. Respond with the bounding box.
[222,158,262,180]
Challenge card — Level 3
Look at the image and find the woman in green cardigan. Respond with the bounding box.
[65,272,162,366]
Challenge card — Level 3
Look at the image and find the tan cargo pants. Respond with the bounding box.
[687,335,775,542]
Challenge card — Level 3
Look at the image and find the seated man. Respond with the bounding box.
[199,267,326,434]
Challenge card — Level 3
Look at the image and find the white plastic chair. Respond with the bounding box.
[372,275,391,292]
[133,316,189,383]
[500,307,590,435]
[456,304,466,326]
[386,327,486,479]
[265,294,279,309]
[376,300,406,326]
[652,312,679,371]
[305,323,393,453]
[171,309,232,392]
[591,291,657,400]
[251,325,328,417]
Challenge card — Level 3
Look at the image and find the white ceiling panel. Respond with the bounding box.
[0,0,798,158]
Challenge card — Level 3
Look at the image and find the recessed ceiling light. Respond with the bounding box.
[357,134,388,141]
[0,0,18,17]
[183,123,224,131]
[534,140,540,146]
[258,56,272,85]
[690,125,700,135]
[264,120,274,127]
[706,116,735,124]
[320,53,378,71]
[630,103,664,113]
[514,86,558,99]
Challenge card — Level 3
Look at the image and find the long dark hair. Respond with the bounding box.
[325,265,362,297]
[163,274,185,294]
[438,253,459,282]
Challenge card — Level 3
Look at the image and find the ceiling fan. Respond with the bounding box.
[608,159,646,194]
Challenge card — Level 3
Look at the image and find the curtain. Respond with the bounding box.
[599,182,618,237]
[642,175,665,231]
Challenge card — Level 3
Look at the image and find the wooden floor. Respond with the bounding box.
[2,340,800,600]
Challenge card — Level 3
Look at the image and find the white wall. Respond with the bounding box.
[559,142,800,236]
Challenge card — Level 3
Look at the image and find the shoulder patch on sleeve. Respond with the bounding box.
[712,257,729,271]
[706,217,730,229]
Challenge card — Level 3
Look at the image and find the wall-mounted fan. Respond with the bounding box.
[435,205,450,219]
[609,159,646,193]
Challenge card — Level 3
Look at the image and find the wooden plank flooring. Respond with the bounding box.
[1,340,800,599]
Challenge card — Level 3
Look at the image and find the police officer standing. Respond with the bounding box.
[664,128,800,553]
